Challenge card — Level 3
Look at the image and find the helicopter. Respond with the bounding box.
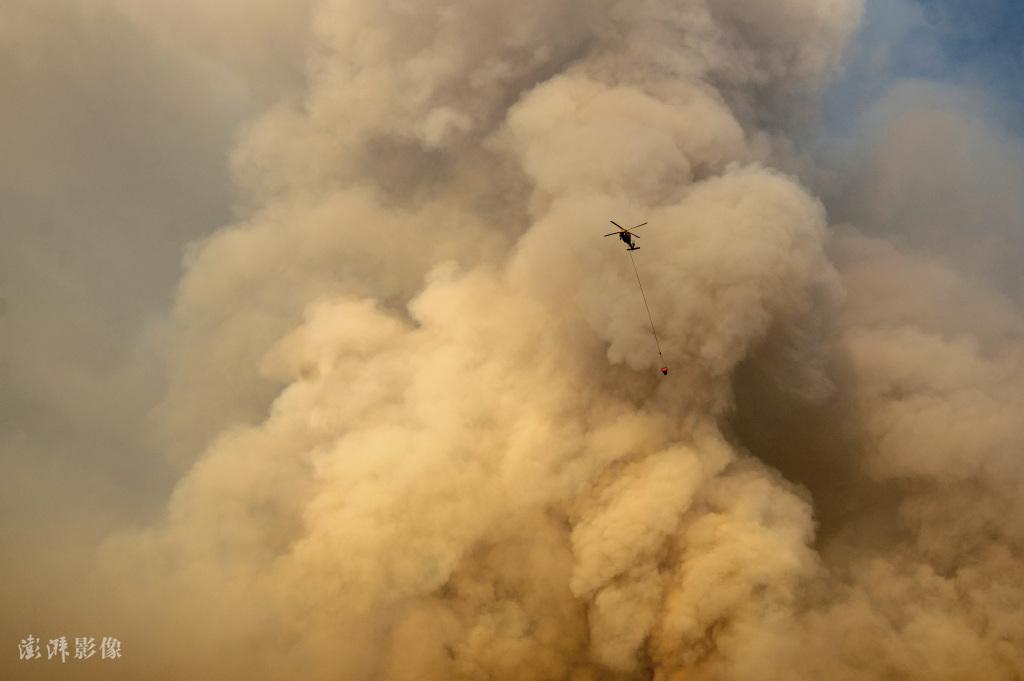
[601,219,668,376]
[603,220,648,251]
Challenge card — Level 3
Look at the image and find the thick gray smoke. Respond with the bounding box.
[3,1,1024,680]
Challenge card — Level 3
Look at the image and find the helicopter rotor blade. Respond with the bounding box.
[610,220,624,230]
[603,232,620,237]
[629,222,649,231]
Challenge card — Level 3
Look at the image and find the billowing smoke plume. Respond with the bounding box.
[4,0,1024,680]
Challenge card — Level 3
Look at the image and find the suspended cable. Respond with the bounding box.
[627,249,668,375]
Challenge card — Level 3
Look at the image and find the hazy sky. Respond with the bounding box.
[2,1,1023,679]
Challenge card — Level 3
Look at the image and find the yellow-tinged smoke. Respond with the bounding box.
[4,0,1024,680]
